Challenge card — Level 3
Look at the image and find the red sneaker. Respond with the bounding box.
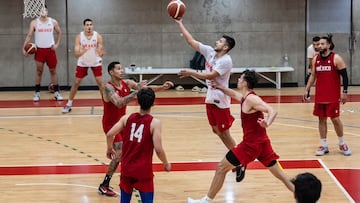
[98,184,117,197]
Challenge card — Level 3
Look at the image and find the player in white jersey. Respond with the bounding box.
[305,36,320,100]
[175,18,236,150]
[22,5,63,101]
[62,18,104,113]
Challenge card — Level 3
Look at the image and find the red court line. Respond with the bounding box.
[331,169,360,203]
[0,160,322,176]
[1,94,360,108]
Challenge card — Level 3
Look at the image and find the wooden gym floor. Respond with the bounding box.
[0,87,359,203]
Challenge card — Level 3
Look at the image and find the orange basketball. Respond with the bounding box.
[167,0,186,20]
[24,43,37,55]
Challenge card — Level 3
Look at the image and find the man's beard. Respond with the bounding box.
[320,48,328,55]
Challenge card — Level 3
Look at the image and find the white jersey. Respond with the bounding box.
[34,17,55,48]
[77,31,102,67]
[199,43,232,109]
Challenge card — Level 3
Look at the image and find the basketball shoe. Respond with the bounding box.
[339,143,351,156]
[98,184,117,197]
[235,165,246,182]
[54,91,63,101]
[315,146,329,156]
[187,197,211,203]
[62,105,72,113]
[33,92,40,102]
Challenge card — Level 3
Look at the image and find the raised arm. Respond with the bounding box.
[174,19,200,52]
[151,118,171,172]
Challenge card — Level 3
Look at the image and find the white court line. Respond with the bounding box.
[15,183,120,196]
[318,159,355,203]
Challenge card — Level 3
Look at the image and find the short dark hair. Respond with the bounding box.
[83,18,93,25]
[292,172,322,203]
[242,69,258,89]
[137,88,155,111]
[107,61,120,74]
[312,36,320,42]
[223,35,235,52]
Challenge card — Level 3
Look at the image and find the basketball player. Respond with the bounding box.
[106,88,171,203]
[187,70,295,203]
[62,18,104,113]
[292,172,322,203]
[304,34,351,156]
[305,36,320,100]
[22,5,63,101]
[98,61,173,197]
[174,19,236,150]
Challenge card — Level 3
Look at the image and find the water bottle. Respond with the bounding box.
[283,54,289,67]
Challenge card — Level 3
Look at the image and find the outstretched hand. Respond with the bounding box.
[163,81,174,89]
[178,69,193,78]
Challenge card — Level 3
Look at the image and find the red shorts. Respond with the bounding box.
[75,65,102,79]
[231,139,279,167]
[34,48,57,69]
[103,125,123,143]
[206,104,234,132]
[313,102,340,118]
[120,175,154,193]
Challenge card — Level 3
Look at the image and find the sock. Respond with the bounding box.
[320,138,327,147]
[338,137,345,145]
[67,100,73,106]
[35,84,41,92]
[102,174,112,186]
[54,85,60,92]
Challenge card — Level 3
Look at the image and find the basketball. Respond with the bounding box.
[167,0,186,20]
[24,43,37,55]
[48,83,55,93]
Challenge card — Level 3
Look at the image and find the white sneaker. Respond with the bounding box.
[54,92,63,101]
[62,105,72,113]
[33,92,40,102]
[187,197,210,203]
[192,86,201,92]
[315,146,329,156]
[200,87,207,93]
[339,143,351,156]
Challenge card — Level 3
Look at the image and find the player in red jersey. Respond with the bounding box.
[304,34,351,156]
[106,88,171,203]
[187,70,294,203]
[98,61,173,197]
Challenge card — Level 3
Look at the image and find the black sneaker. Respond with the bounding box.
[236,165,246,182]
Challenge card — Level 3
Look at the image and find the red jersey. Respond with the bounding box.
[102,81,130,133]
[314,52,341,103]
[121,113,154,179]
[241,92,268,143]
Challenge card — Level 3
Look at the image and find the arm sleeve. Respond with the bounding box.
[339,68,349,92]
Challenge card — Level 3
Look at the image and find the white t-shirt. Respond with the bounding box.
[307,44,318,59]
[199,43,232,109]
[77,31,102,67]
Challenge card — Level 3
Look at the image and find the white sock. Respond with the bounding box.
[338,137,345,145]
[320,139,327,147]
[67,100,73,106]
